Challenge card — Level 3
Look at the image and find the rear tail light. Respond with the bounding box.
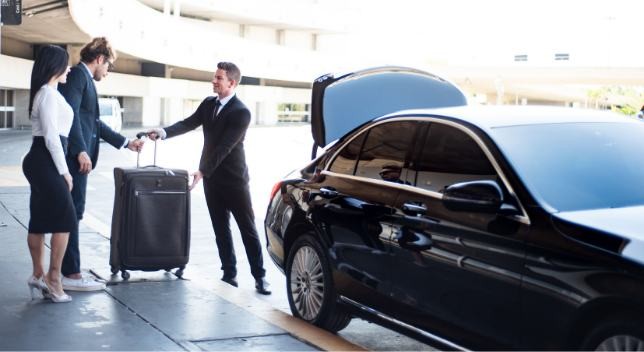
[270,181,282,200]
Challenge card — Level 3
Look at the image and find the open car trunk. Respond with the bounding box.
[310,66,467,154]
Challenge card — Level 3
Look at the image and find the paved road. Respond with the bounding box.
[0,126,434,351]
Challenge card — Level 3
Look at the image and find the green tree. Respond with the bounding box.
[587,86,644,115]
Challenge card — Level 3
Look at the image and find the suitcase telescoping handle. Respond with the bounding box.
[135,131,157,168]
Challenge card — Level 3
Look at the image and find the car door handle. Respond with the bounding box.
[319,187,338,198]
[403,202,427,215]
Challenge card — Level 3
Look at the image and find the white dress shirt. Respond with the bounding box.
[31,84,74,175]
[217,93,234,110]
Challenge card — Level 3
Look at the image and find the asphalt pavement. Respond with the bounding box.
[0,127,434,351]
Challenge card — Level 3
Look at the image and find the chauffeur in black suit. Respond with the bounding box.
[59,37,144,291]
[148,62,270,295]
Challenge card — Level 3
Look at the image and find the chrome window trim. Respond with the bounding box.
[321,170,443,198]
[323,115,531,225]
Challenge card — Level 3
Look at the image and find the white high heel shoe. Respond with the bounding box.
[27,276,48,300]
[43,278,72,303]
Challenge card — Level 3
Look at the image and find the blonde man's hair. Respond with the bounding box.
[80,37,117,63]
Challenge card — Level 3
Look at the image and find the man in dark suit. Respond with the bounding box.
[59,37,144,291]
[148,61,270,295]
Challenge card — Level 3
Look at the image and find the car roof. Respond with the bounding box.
[385,105,635,130]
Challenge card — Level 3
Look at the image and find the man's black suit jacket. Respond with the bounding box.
[59,64,126,168]
[164,95,251,187]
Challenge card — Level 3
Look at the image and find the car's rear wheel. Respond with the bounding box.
[580,317,644,351]
[594,335,644,351]
[286,233,351,332]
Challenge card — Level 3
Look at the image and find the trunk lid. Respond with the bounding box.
[310,66,467,148]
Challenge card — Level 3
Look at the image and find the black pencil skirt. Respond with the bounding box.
[22,136,77,233]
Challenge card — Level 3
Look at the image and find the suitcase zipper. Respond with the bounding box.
[134,191,187,196]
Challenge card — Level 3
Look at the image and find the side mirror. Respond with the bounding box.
[442,180,504,213]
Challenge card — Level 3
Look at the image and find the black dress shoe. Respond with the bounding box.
[255,278,271,295]
[221,275,238,287]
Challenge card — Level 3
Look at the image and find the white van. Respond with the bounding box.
[99,97,123,133]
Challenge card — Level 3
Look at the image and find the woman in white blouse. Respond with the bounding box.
[22,45,76,303]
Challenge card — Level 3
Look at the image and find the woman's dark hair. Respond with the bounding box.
[29,45,69,115]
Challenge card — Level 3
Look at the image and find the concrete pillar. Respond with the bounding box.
[163,0,171,15]
[312,33,318,50]
[169,97,183,124]
[160,97,183,125]
[276,30,285,45]
[173,0,181,17]
[14,90,30,129]
[255,101,278,125]
[141,96,162,127]
[122,96,143,128]
[494,78,504,106]
[66,45,82,65]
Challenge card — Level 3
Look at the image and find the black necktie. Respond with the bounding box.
[212,100,222,122]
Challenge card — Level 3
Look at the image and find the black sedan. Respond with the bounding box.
[264,67,644,350]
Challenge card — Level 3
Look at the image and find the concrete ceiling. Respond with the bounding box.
[1,0,139,60]
[137,0,345,32]
[3,0,642,106]
[2,0,88,45]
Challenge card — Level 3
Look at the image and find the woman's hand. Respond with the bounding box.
[63,173,73,192]
[189,170,203,191]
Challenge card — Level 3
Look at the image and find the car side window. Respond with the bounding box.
[414,123,496,192]
[328,132,366,175]
[353,121,417,184]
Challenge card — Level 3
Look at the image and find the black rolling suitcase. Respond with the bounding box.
[110,134,190,280]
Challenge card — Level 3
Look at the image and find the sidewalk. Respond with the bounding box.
[0,129,364,351]
[0,189,325,351]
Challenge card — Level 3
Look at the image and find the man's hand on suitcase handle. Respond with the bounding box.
[190,170,203,191]
[144,128,167,141]
[127,139,145,152]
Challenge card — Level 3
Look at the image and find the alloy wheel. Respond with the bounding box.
[595,335,644,351]
[290,245,325,320]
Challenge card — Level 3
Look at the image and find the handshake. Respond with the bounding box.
[139,128,167,141]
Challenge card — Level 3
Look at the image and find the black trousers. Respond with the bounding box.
[61,156,88,276]
[203,179,265,280]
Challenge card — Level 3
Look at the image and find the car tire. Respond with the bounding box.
[580,317,644,351]
[286,233,351,332]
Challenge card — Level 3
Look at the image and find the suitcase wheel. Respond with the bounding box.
[111,266,119,275]
[121,270,130,280]
[175,268,184,278]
